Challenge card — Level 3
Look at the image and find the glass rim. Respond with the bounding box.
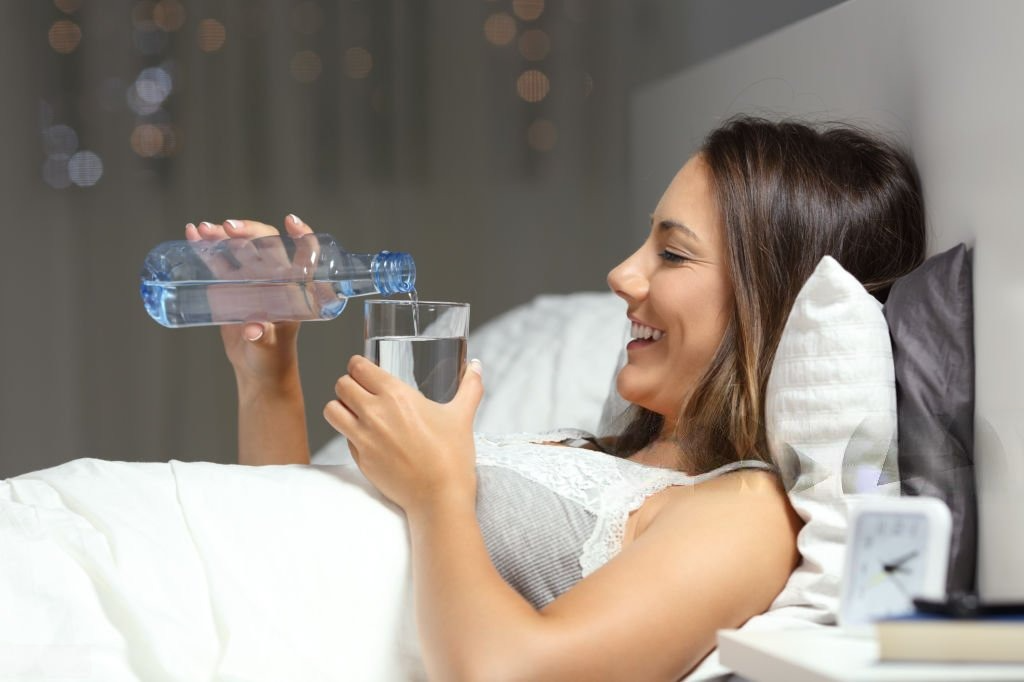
[364,299,469,308]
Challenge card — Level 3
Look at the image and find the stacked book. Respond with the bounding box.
[876,600,1024,664]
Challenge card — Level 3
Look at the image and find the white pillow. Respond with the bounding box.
[763,255,899,623]
[468,292,627,435]
[594,256,898,632]
[685,256,900,681]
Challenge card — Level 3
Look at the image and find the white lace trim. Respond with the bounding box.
[474,430,775,577]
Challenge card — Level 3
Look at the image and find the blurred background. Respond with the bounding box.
[0,0,840,477]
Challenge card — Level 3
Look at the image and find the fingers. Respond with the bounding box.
[222,219,282,239]
[289,215,319,280]
[334,372,371,405]
[284,213,314,237]
[196,220,230,241]
[185,215,312,243]
[455,358,485,412]
[323,398,359,438]
[242,322,266,342]
[186,218,285,242]
[347,355,399,395]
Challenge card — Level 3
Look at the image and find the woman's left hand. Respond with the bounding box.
[323,355,484,515]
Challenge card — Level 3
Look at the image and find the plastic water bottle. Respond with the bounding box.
[140,233,415,327]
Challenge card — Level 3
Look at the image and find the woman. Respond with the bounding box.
[187,116,925,680]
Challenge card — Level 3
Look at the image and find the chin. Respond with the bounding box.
[615,368,682,418]
[615,371,660,416]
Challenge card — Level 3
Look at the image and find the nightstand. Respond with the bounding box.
[717,627,1024,681]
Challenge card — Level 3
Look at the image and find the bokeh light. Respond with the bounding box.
[291,1,324,35]
[68,151,103,187]
[344,47,373,79]
[518,29,550,61]
[126,84,162,116]
[512,0,544,21]
[483,12,516,46]
[516,69,550,102]
[130,123,180,158]
[131,124,163,157]
[290,50,323,83]
[134,66,173,105]
[198,19,226,52]
[527,119,557,151]
[154,0,186,31]
[49,20,82,54]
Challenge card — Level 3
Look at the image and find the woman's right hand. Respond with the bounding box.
[185,214,314,388]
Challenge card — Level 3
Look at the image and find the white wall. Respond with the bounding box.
[629,0,1024,599]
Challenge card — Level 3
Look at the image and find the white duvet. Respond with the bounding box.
[0,458,424,682]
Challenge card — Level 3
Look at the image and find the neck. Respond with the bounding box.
[629,438,691,472]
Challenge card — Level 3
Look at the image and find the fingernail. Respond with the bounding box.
[288,213,303,226]
[186,222,196,231]
[225,219,242,231]
[469,358,483,375]
[246,325,265,342]
[199,221,213,230]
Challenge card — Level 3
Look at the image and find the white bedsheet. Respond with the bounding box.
[0,458,423,682]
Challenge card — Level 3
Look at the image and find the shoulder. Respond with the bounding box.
[639,466,801,557]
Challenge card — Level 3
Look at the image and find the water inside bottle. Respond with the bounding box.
[140,278,348,327]
[366,335,466,403]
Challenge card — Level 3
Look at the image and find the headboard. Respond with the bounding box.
[628,0,1024,600]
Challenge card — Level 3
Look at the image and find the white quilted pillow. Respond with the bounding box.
[762,255,900,624]
[593,256,899,631]
[685,256,901,681]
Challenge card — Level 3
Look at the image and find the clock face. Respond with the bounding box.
[840,496,953,627]
[842,510,931,626]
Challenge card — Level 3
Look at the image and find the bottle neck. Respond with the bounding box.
[371,251,416,295]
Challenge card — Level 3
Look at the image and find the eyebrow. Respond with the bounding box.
[650,214,700,242]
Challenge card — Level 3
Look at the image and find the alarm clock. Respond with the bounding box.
[838,495,952,627]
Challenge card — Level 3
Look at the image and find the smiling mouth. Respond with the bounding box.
[630,321,664,342]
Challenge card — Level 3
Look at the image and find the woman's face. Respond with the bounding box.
[607,155,733,419]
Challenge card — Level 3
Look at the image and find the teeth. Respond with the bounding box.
[630,321,664,341]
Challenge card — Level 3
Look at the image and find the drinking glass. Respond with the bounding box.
[363,300,470,403]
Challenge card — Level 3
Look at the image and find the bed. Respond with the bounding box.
[0,244,974,681]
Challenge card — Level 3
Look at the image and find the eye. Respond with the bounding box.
[659,250,689,264]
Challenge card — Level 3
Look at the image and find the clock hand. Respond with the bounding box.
[888,572,912,598]
[882,549,919,573]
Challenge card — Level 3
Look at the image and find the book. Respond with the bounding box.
[876,613,1024,663]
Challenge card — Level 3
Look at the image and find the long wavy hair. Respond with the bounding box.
[614,116,926,474]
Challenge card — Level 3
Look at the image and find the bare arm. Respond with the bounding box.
[408,470,800,681]
[324,357,800,680]
[188,215,314,465]
[235,361,310,466]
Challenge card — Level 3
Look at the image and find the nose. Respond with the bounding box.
[607,247,648,304]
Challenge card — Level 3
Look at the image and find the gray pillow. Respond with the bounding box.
[884,243,976,596]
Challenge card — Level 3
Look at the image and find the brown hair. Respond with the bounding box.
[614,116,926,474]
